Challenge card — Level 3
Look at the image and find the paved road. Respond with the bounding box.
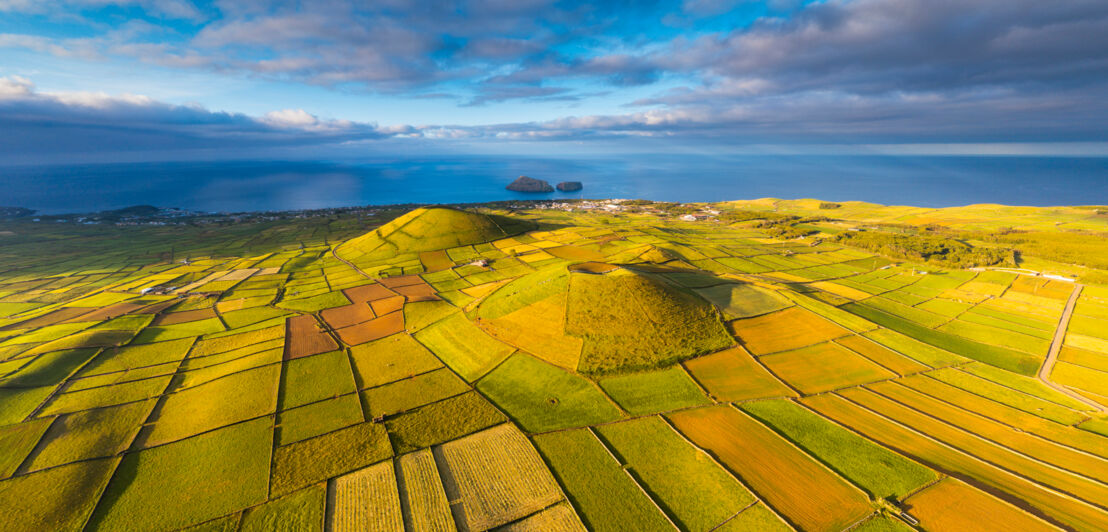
[1038,283,1107,413]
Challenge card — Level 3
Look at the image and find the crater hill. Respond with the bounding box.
[335,207,532,270]
[476,263,735,374]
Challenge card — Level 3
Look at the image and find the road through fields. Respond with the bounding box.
[1038,284,1107,413]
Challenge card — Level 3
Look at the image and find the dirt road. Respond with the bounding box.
[1038,283,1107,413]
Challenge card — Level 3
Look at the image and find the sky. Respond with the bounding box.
[1,0,1107,164]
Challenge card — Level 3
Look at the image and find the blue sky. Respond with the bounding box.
[1,0,1107,164]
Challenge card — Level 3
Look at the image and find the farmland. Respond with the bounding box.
[0,200,1107,531]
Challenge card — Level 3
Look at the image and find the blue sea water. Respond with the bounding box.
[2,155,1106,214]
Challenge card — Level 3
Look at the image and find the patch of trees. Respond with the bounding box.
[833,230,1016,268]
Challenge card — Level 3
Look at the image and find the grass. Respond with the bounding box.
[862,329,965,368]
[668,405,872,532]
[740,399,936,499]
[348,333,443,389]
[279,349,357,410]
[329,460,404,531]
[277,290,351,312]
[846,303,1041,375]
[1,347,99,387]
[384,391,506,453]
[439,423,565,530]
[694,282,791,319]
[476,353,621,432]
[240,484,325,532]
[26,398,155,472]
[531,428,674,532]
[835,335,930,376]
[927,368,1087,424]
[597,366,709,415]
[0,385,57,425]
[479,293,583,370]
[595,416,754,531]
[566,268,733,374]
[683,346,795,401]
[715,502,791,531]
[414,313,514,381]
[89,417,272,531]
[360,367,469,418]
[0,416,52,478]
[82,337,194,375]
[960,362,1095,411]
[40,375,171,416]
[276,393,363,446]
[270,420,392,497]
[139,364,279,447]
[0,457,120,531]
[759,342,896,394]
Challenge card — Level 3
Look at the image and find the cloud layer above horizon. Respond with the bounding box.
[1,0,1107,162]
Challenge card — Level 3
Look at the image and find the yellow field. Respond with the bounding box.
[867,381,1108,484]
[438,424,565,530]
[840,388,1108,509]
[801,393,1108,531]
[683,347,796,401]
[497,502,585,532]
[478,295,582,371]
[897,375,1108,460]
[395,449,456,532]
[810,281,873,301]
[1064,333,1108,354]
[834,335,931,375]
[330,461,404,532]
[728,306,850,355]
[905,478,1060,532]
[760,342,895,394]
[668,405,871,532]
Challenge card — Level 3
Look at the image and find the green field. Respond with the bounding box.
[1,201,1107,531]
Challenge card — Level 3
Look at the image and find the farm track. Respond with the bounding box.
[1038,284,1107,414]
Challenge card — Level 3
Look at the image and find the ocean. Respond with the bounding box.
[2,155,1106,214]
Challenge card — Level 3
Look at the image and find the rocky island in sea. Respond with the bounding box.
[556,181,583,192]
[506,175,554,192]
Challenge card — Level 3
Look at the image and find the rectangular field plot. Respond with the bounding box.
[334,311,405,346]
[839,387,1108,509]
[285,315,338,359]
[415,313,514,382]
[279,349,357,410]
[395,449,456,532]
[801,393,1108,532]
[904,478,1058,532]
[271,421,393,497]
[595,417,754,531]
[759,341,895,394]
[0,417,52,478]
[865,381,1108,485]
[531,428,674,532]
[664,405,873,529]
[361,367,469,418]
[714,502,791,532]
[667,405,872,532]
[684,347,796,401]
[385,392,507,454]
[349,333,443,389]
[597,366,709,415]
[437,423,566,531]
[476,353,621,433]
[926,367,1088,424]
[139,363,279,447]
[240,484,325,532]
[88,417,272,531]
[25,398,154,472]
[740,399,936,499]
[479,295,583,371]
[693,282,792,319]
[728,307,849,355]
[329,461,404,532]
[277,393,363,446]
[0,456,120,532]
[834,334,930,375]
